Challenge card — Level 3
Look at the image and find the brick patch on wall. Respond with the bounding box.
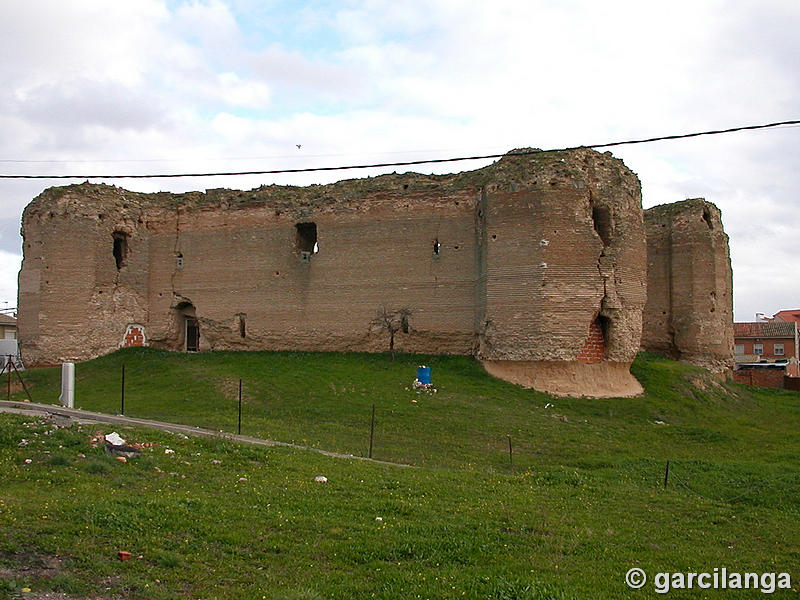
[122,324,146,348]
[577,319,605,364]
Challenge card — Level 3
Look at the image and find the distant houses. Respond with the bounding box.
[0,313,19,368]
[733,310,800,390]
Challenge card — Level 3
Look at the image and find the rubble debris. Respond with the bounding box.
[411,378,437,394]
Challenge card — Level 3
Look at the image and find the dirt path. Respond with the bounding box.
[0,400,412,468]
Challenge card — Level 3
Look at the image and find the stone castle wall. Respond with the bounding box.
[19,148,653,396]
[641,199,734,372]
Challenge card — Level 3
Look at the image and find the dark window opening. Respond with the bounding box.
[112,231,128,269]
[702,207,714,229]
[296,222,318,254]
[591,206,613,246]
[237,313,246,338]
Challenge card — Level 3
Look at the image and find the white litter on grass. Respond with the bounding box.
[105,432,126,446]
[238,477,248,482]
[375,517,383,522]
[164,448,175,454]
[314,476,328,483]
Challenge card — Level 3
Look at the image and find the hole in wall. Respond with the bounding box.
[591,205,613,246]
[112,231,129,269]
[433,239,441,255]
[597,315,611,358]
[702,207,714,229]
[237,313,246,338]
[295,222,318,254]
[176,252,184,269]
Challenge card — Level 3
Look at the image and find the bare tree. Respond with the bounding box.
[372,306,412,361]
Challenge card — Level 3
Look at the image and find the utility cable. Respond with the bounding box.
[0,119,798,180]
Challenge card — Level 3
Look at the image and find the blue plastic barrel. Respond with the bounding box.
[417,366,431,385]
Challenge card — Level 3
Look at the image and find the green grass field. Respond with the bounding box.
[1,349,799,598]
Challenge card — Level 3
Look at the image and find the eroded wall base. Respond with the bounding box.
[481,359,643,398]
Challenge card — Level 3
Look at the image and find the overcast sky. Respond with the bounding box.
[1,0,798,321]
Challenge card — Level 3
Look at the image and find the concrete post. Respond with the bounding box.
[59,362,74,408]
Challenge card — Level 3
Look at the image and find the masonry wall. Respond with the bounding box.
[19,148,648,397]
[732,368,787,389]
[641,199,734,373]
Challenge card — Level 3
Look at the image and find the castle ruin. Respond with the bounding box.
[641,199,734,372]
[17,148,732,397]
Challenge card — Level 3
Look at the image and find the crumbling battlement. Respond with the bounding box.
[19,148,651,397]
[641,199,734,373]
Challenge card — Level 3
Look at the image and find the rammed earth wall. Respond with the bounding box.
[18,148,674,397]
[641,199,734,373]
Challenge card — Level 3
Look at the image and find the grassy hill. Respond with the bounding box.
[1,350,799,599]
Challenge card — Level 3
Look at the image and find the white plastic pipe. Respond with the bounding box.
[59,362,74,408]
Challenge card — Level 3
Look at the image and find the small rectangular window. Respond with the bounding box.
[774,343,785,356]
[754,343,763,355]
[734,344,744,355]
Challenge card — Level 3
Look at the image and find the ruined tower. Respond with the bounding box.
[641,199,734,373]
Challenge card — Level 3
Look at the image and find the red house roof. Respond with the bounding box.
[734,321,797,338]
[773,309,800,324]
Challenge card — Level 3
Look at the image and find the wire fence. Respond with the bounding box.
[2,359,798,508]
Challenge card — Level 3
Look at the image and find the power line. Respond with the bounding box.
[1,119,798,180]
